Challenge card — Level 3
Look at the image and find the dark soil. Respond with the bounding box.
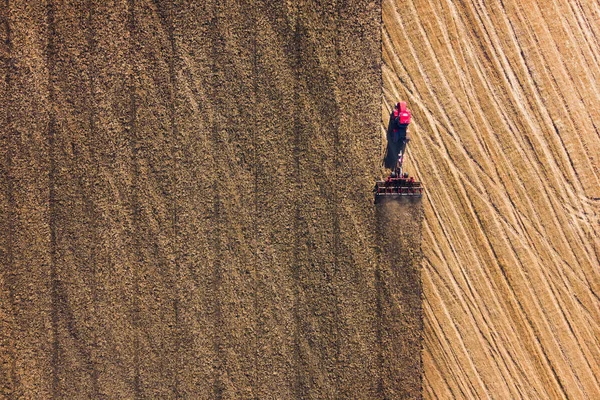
[0,1,424,398]
[376,198,424,399]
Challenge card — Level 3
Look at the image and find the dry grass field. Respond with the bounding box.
[383,0,600,397]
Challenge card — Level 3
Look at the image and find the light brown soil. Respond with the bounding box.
[1,1,425,399]
[383,0,600,398]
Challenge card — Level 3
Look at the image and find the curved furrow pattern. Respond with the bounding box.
[384,0,600,397]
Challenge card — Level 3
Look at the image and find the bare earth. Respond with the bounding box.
[0,0,426,399]
[383,0,600,398]
[3,0,598,398]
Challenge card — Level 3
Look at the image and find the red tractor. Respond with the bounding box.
[375,101,423,202]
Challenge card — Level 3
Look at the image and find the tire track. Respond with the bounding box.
[317,1,343,395]
[331,0,342,391]
[518,1,600,192]
[504,0,600,281]
[208,5,225,398]
[211,182,224,400]
[83,2,102,395]
[290,14,307,398]
[249,2,259,397]
[150,1,181,395]
[45,1,60,396]
[384,0,600,397]
[418,0,596,278]
[126,1,142,396]
[251,2,302,396]
[0,2,17,395]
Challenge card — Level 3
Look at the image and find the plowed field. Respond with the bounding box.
[1,0,426,398]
